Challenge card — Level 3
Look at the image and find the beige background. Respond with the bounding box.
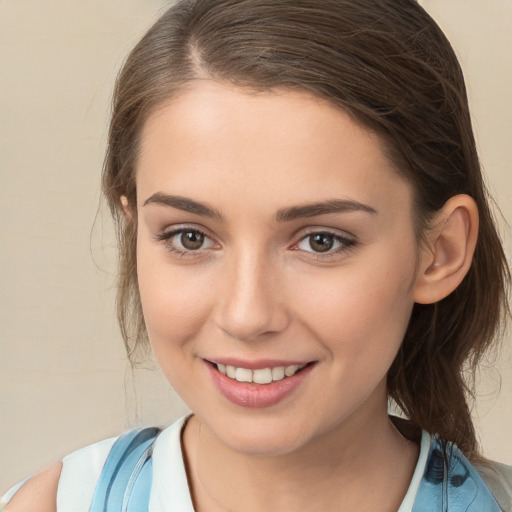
[0,0,511,491]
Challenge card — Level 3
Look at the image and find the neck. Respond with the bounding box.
[182,399,419,512]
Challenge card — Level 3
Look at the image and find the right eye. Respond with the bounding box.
[156,228,216,255]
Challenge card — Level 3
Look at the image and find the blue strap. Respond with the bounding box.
[89,427,161,512]
[123,454,154,512]
[413,437,503,511]
[89,426,503,512]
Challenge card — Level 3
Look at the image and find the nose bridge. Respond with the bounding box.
[215,244,288,341]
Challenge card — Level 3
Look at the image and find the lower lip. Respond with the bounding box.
[205,361,316,408]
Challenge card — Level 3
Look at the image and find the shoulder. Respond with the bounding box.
[2,463,62,512]
[415,437,508,511]
[474,460,512,511]
[1,436,117,512]
[1,417,191,512]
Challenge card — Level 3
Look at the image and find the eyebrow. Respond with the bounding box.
[143,192,377,221]
[143,192,222,219]
[275,199,377,222]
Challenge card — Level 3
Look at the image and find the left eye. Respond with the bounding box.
[297,232,352,254]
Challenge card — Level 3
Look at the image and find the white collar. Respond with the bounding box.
[149,415,195,512]
[147,415,430,512]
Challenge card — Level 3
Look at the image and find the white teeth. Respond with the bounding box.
[285,365,300,377]
[271,366,285,381]
[252,368,273,384]
[216,363,307,384]
[235,367,253,382]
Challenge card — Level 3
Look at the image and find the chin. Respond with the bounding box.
[201,411,320,457]
[224,429,309,457]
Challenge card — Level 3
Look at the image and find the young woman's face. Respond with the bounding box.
[136,82,421,456]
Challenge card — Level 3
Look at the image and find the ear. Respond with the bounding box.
[414,194,479,304]
[120,195,134,221]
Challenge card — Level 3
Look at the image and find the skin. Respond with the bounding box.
[135,82,424,512]
[5,81,479,512]
[5,463,61,512]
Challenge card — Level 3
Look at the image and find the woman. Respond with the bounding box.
[3,0,511,510]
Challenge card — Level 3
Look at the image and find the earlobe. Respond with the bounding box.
[120,195,133,221]
[414,194,479,305]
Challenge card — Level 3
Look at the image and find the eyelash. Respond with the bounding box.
[154,227,356,260]
[154,227,215,258]
[294,230,356,260]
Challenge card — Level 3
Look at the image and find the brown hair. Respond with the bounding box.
[102,0,510,459]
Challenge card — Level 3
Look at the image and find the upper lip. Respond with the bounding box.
[204,358,315,370]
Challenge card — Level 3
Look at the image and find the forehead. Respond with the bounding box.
[136,81,413,218]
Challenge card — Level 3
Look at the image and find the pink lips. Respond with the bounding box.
[205,360,316,408]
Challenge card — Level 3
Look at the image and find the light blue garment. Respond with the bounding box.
[88,427,160,512]
[89,428,503,512]
[413,437,502,511]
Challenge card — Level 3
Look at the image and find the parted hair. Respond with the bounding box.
[102,0,510,460]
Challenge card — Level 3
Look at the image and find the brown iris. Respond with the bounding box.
[309,233,335,253]
[181,231,205,250]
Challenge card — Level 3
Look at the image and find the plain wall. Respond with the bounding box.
[0,0,511,491]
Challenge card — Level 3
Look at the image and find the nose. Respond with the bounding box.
[213,249,290,342]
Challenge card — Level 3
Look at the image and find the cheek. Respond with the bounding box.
[294,255,416,360]
[136,243,213,350]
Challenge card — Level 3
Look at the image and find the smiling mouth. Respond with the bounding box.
[208,361,315,385]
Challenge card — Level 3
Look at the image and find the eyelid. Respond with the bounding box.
[292,225,356,243]
[155,222,214,240]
